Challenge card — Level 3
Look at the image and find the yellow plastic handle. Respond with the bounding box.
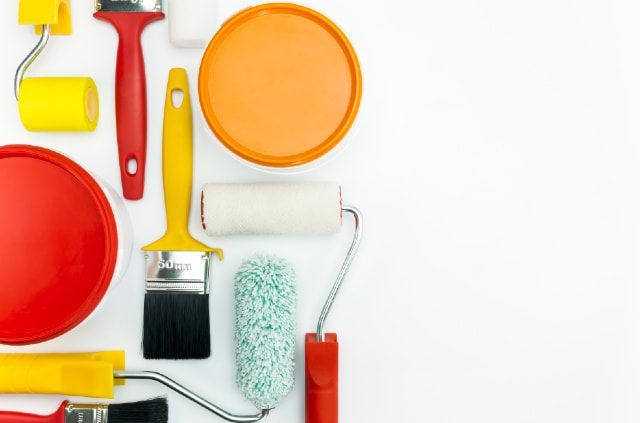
[143,68,222,258]
[0,351,124,398]
[19,0,72,35]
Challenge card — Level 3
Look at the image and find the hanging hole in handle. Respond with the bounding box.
[127,158,138,175]
[171,89,184,108]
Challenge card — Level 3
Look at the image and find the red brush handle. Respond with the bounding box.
[305,333,339,423]
[93,11,164,200]
[0,402,67,423]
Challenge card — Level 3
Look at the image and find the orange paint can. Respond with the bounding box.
[198,3,362,170]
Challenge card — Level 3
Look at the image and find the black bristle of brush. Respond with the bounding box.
[108,398,168,423]
[143,293,211,359]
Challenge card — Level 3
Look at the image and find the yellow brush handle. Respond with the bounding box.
[143,68,222,258]
[0,351,124,398]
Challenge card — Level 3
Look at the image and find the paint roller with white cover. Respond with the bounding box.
[202,182,343,236]
[201,182,363,423]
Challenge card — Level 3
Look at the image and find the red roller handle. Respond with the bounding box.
[305,333,339,423]
[0,402,66,423]
[94,11,164,200]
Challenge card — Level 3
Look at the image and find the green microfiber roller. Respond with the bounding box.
[235,254,297,410]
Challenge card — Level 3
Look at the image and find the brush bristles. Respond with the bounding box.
[108,398,168,423]
[143,293,211,359]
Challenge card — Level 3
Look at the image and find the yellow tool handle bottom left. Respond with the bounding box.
[0,351,124,398]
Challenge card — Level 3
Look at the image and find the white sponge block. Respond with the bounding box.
[169,0,217,48]
[202,183,343,236]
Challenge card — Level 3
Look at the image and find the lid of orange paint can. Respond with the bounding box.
[198,3,362,168]
[0,145,118,345]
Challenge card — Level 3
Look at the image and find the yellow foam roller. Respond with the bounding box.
[18,77,99,132]
[0,351,124,398]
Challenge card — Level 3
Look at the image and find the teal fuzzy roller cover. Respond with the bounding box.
[235,254,297,410]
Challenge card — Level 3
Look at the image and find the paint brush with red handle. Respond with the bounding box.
[0,398,168,423]
[94,0,164,200]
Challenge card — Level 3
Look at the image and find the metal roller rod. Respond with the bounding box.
[316,206,363,341]
[14,24,51,100]
[114,371,269,423]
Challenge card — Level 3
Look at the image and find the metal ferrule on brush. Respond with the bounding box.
[65,403,108,423]
[145,251,211,294]
[96,0,162,12]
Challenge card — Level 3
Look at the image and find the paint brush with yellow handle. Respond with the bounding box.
[142,68,223,360]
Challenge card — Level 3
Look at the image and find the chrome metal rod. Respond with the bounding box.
[316,206,363,341]
[14,24,51,100]
[114,371,268,423]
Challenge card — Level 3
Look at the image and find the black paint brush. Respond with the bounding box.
[142,69,223,359]
[0,398,168,423]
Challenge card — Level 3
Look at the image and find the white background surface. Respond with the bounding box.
[1,0,640,422]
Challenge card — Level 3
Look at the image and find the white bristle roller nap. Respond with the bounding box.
[201,183,343,236]
[169,0,217,48]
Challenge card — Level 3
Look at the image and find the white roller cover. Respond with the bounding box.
[201,183,342,236]
[169,0,217,48]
